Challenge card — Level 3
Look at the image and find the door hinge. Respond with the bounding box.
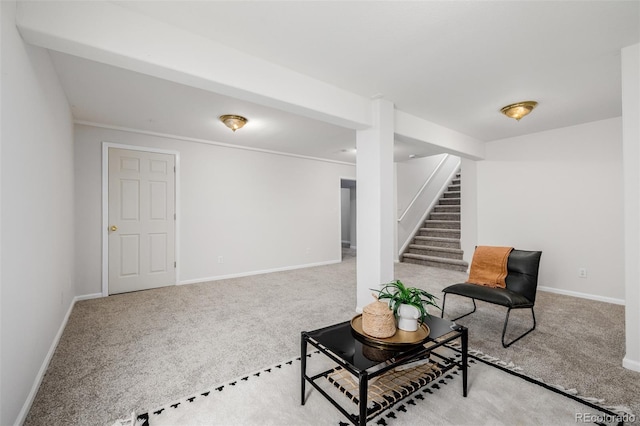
[174,213,176,220]
[174,261,177,268]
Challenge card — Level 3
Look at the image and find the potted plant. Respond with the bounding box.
[372,280,439,331]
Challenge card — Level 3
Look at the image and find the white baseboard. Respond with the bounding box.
[14,297,67,424]
[75,292,103,301]
[538,286,625,306]
[14,293,105,425]
[623,355,640,372]
[178,259,342,285]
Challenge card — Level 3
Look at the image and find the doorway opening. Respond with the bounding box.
[340,178,356,261]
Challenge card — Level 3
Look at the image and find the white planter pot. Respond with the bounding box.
[397,304,421,332]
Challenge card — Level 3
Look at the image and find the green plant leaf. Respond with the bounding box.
[370,280,440,324]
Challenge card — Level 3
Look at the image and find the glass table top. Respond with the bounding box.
[304,315,460,373]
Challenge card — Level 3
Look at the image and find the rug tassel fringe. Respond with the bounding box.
[111,411,145,426]
[466,349,524,372]
[447,342,634,418]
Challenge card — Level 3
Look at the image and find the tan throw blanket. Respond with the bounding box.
[466,246,513,288]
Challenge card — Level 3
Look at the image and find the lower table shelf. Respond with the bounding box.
[327,359,444,421]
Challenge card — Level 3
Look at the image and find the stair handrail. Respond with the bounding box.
[397,154,449,222]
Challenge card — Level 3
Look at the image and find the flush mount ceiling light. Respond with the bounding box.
[500,101,538,121]
[219,114,248,132]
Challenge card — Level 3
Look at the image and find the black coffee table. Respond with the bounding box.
[301,316,467,425]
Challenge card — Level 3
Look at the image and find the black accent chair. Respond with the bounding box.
[440,249,542,348]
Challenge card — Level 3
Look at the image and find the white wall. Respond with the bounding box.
[476,118,624,302]
[396,154,447,216]
[621,43,640,371]
[74,124,356,294]
[1,1,75,424]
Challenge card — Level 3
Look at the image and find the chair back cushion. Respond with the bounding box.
[505,250,543,303]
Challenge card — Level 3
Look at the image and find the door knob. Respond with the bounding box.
[110,225,118,232]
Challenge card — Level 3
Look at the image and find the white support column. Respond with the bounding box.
[355,98,395,311]
[622,43,640,372]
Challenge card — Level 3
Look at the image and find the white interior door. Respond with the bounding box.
[108,148,176,294]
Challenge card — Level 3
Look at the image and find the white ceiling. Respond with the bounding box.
[50,1,639,162]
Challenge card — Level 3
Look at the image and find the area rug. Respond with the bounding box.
[112,348,634,426]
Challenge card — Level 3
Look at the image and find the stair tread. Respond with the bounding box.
[402,253,468,266]
[414,236,460,242]
[425,219,460,223]
[408,245,463,253]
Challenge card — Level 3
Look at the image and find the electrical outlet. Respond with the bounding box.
[578,268,587,278]
[218,256,224,264]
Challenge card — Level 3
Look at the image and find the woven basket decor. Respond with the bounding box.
[362,300,396,338]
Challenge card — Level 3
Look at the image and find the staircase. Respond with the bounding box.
[401,171,469,272]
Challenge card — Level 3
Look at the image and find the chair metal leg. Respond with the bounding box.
[441,293,477,321]
[443,295,537,348]
[501,307,536,348]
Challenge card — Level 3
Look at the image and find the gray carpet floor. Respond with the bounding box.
[25,249,639,425]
